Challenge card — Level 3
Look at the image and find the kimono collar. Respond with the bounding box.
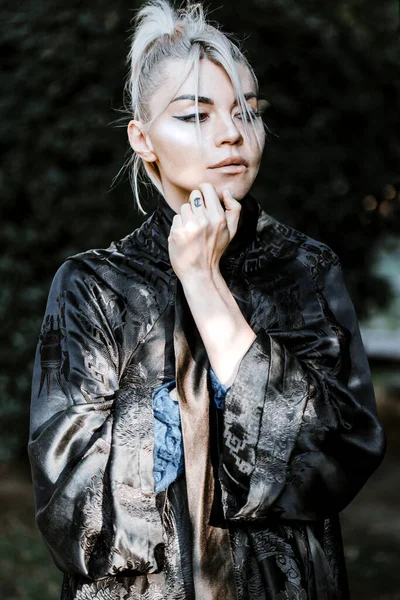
[153,188,260,265]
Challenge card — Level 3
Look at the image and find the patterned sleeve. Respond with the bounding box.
[27,260,164,579]
[219,250,386,522]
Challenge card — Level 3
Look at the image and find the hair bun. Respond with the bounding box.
[129,0,176,63]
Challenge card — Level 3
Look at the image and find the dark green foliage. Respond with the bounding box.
[217,0,400,307]
[0,0,399,460]
[0,515,62,599]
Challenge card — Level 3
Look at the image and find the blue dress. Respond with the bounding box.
[152,366,231,493]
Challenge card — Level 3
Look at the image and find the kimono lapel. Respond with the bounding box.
[173,278,237,600]
[152,189,260,600]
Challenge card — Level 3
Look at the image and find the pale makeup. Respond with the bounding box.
[128,58,266,213]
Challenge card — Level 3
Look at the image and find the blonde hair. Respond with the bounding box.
[113,0,269,214]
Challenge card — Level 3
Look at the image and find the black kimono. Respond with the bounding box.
[28,190,386,599]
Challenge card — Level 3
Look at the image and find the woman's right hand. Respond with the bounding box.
[168,183,242,282]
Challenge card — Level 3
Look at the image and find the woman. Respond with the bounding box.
[28,1,386,599]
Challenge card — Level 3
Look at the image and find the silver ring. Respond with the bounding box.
[193,197,202,208]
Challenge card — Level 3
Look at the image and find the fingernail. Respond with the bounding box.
[226,188,233,198]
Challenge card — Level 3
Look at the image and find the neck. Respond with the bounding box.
[156,179,190,215]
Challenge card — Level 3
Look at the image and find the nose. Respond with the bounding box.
[214,113,243,146]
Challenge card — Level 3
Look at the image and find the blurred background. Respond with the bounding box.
[1,0,399,598]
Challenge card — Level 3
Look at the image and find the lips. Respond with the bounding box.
[209,156,249,169]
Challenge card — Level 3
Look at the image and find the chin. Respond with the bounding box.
[219,181,253,201]
[223,171,255,197]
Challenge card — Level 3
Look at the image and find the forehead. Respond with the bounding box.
[150,58,256,114]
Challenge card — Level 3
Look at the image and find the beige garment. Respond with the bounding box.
[173,281,237,600]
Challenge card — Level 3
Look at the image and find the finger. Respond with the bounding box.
[179,201,195,225]
[221,189,241,235]
[198,182,224,217]
[188,189,206,218]
[169,213,182,233]
[221,188,241,212]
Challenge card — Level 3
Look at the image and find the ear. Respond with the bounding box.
[127,120,157,163]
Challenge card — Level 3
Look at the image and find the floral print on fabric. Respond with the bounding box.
[152,380,184,493]
[152,368,231,493]
[209,364,232,409]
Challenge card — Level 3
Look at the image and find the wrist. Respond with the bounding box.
[179,266,221,290]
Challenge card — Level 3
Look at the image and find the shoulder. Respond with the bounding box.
[48,245,115,290]
[256,206,341,283]
[45,231,134,306]
[44,256,115,321]
[47,218,169,317]
[51,223,148,290]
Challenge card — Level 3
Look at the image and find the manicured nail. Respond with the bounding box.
[226,188,233,198]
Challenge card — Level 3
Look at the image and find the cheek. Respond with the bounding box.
[153,122,201,170]
[248,126,266,162]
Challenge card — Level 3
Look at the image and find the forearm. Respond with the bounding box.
[180,268,256,387]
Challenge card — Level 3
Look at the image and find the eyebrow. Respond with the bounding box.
[169,92,258,106]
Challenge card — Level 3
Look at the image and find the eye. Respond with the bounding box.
[235,109,262,122]
[173,112,209,123]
